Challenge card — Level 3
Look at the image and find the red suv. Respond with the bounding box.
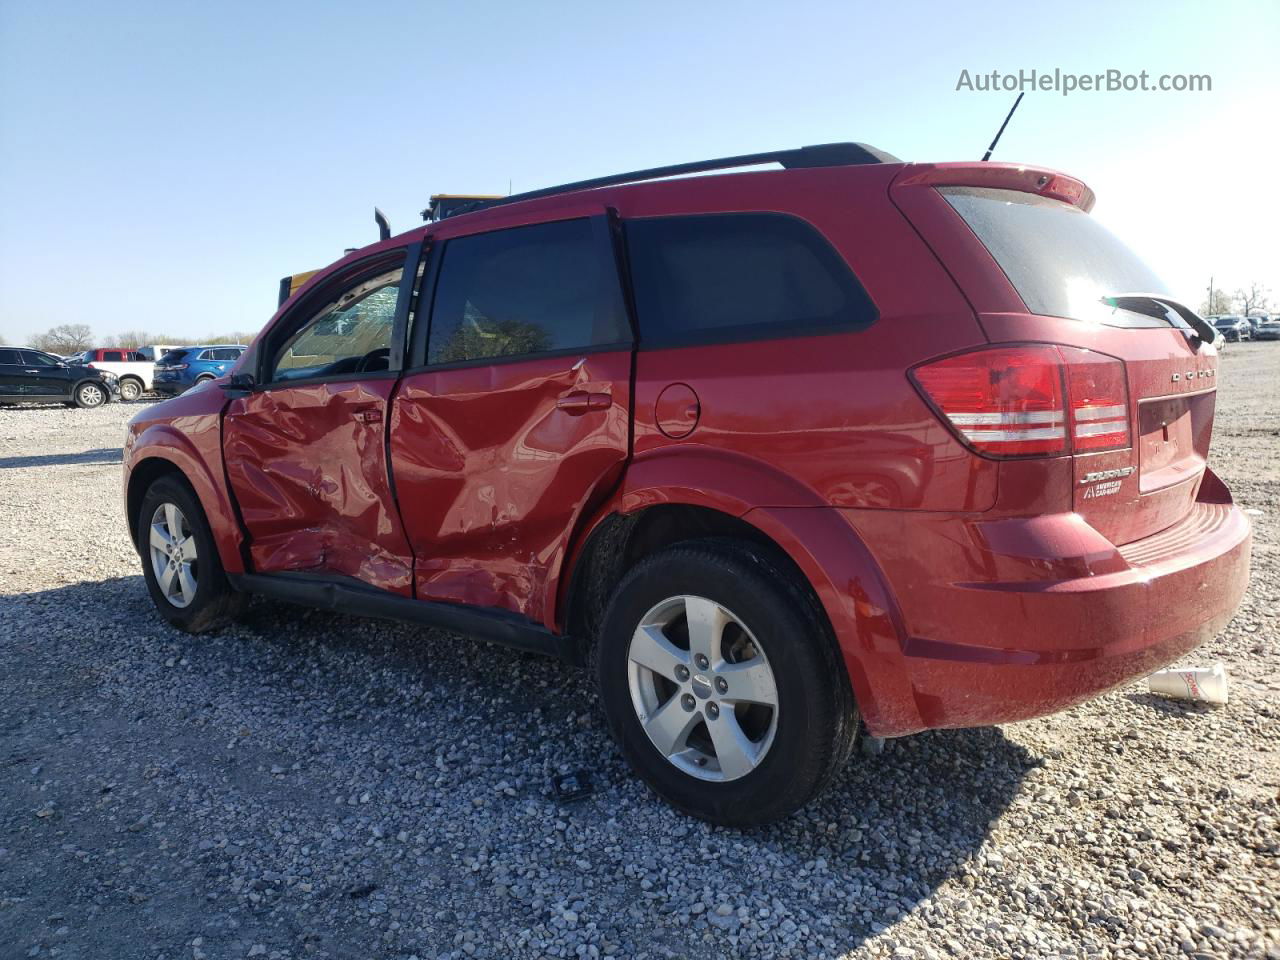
[122,144,1251,825]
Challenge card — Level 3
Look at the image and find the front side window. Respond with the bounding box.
[273,266,403,380]
[0,349,20,364]
[21,351,57,366]
[426,218,626,365]
[624,213,877,349]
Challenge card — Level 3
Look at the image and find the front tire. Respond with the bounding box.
[74,381,107,408]
[118,377,143,402]
[596,539,858,826]
[137,474,248,632]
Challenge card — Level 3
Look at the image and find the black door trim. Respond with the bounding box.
[227,571,579,663]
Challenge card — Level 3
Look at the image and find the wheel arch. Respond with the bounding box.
[559,497,923,737]
[71,376,109,400]
[124,434,246,575]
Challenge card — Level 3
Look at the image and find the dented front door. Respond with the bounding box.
[223,254,416,594]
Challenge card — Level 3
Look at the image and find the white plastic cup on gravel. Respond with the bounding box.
[1147,663,1229,705]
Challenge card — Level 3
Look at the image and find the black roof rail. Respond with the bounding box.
[422,142,899,221]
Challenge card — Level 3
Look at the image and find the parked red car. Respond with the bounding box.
[122,144,1251,825]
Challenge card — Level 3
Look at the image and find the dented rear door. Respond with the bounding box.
[390,215,633,627]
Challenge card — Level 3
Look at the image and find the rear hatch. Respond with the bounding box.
[155,349,190,371]
[896,168,1216,546]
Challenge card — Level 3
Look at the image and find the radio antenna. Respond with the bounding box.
[981,92,1024,161]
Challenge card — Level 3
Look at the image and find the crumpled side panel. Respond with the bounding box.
[223,379,414,595]
[391,351,631,623]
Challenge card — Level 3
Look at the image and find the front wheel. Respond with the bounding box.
[596,540,858,826]
[137,474,248,632]
[74,381,106,408]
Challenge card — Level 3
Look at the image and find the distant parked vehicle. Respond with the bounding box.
[0,347,121,407]
[1252,318,1280,341]
[76,348,154,401]
[1211,315,1251,342]
[135,344,180,363]
[152,345,246,396]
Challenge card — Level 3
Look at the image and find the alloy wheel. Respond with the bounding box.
[627,595,779,782]
[149,502,199,608]
[79,384,105,406]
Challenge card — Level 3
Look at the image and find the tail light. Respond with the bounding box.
[169,363,189,371]
[912,345,1130,458]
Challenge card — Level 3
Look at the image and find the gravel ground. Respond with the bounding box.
[1,345,1277,960]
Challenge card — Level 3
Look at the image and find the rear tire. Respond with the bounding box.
[118,377,143,402]
[137,474,249,632]
[74,381,107,408]
[595,539,858,826]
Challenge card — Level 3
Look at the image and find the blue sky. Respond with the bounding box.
[1,0,1277,344]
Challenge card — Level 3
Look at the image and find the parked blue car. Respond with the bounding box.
[152,345,246,396]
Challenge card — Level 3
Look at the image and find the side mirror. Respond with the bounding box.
[222,372,256,394]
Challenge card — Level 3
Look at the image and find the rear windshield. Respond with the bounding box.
[939,186,1173,328]
[159,350,189,363]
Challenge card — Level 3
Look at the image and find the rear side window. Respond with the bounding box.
[939,187,1172,328]
[625,213,877,349]
[102,350,124,361]
[426,219,628,366]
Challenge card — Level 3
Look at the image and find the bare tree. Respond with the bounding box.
[30,323,94,354]
[104,330,154,349]
[1235,282,1271,318]
[1199,288,1234,316]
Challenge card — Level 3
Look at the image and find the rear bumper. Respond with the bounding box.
[151,380,189,396]
[840,470,1251,735]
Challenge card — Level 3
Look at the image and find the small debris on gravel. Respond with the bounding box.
[1,348,1278,959]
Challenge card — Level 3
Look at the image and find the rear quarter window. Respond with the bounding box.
[624,213,877,349]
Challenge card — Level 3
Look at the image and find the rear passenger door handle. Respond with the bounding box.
[354,408,382,424]
[556,391,611,415]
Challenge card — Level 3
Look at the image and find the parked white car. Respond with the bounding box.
[75,348,155,401]
[135,344,180,363]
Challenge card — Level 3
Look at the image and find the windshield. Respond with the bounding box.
[939,186,1175,328]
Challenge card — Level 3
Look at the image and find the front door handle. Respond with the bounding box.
[556,391,611,415]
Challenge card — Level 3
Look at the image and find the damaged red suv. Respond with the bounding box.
[123,144,1251,825]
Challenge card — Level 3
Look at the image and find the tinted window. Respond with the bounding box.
[274,267,402,380]
[426,219,626,365]
[624,213,876,349]
[0,349,20,364]
[159,350,188,364]
[939,187,1171,328]
[21,351,57,366]
[214,347,243,361]
[102,350,124,361]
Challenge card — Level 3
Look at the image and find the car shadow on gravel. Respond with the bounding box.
[0,447,122,469]
[3,576,1031,959]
